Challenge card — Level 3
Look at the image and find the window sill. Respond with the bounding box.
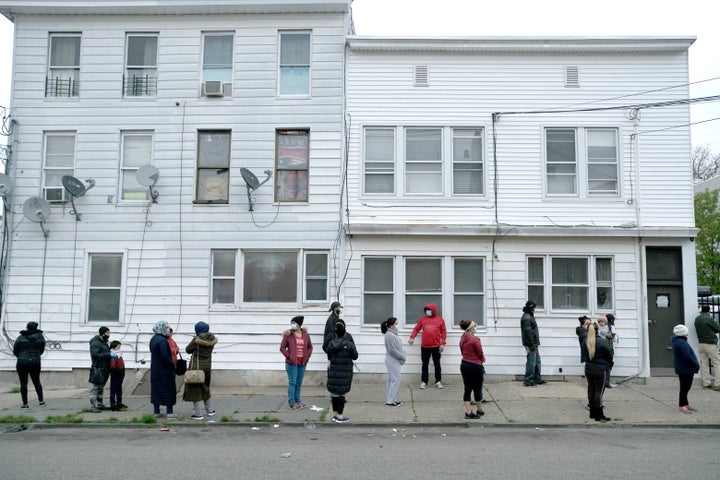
[192,200,229,205]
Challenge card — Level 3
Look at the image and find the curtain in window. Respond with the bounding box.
[203,34,233,83]
[279,33,310,95]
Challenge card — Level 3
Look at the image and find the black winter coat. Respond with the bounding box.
[581,335,613,371]
[14,330,46,367]
[326,336,358,396]
[150,334,177,406]
[89,334,111,385]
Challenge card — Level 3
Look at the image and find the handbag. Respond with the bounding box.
[175,353,187,376]
[184,352,205,384]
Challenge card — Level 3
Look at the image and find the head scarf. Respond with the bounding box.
[153,320,170,336]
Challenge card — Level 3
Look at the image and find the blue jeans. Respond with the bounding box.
[285,363,306,405]
[524,347,542,385]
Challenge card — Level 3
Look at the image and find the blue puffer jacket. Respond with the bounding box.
[671,335,700,375]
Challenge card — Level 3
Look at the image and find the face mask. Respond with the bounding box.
[425,310,432,317]
[290,324,298,331]
[337,308,343,314]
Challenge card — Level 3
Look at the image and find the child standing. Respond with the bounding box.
[109,340,127,411]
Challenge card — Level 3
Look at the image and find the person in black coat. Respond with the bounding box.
[149,321,177,418]
[13,321,46,408]
[581,322,613,422]
[671,324,700,412]
[326,321,358,423]
[88,326,112,412]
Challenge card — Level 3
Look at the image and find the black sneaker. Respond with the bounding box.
[39,401,46,407]
[386,401,403,407]
[465,412,480,419]
[20,404,29,409]
[190,414,204,420]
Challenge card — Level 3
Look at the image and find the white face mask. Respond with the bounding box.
[425,310,432,317]
[290,324,298,331]
[337,308,343,314]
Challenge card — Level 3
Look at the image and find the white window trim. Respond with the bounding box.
[47,32,81,97]
[200,31,234,96]
[42,131,76,203]
[361,126,486,199]
[118,130,153,203]
[124,32,159,98]
[277,30,312,98]
[303,251,329,303]
[83,250,127,324]
[543,126,621,199]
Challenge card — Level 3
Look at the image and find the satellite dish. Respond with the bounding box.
[239,167,273,211]
[62,175,95,221]
[0,173,14,197]
[135,165,160,202]
[23,196,51,237]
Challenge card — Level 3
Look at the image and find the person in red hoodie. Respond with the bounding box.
[409,303,447,389]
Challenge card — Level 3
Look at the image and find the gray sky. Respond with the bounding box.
[1,0,718,151]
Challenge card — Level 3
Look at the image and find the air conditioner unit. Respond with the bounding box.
[44,186,69,203]
[203,81,224,97]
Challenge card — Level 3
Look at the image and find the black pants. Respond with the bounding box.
[16,361,44,405]
[585,367,606,409]
[110,370,125,407]
[421,347,442,384]
[460,361,484,402]
[331,395,346,415]
[678,373,694,407]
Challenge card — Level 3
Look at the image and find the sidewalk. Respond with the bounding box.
[2,377,720,428]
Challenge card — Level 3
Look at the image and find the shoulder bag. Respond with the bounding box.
[175,352,187,376]
[184,351,205,384]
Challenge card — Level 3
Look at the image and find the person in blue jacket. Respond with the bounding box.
[671,324,700,412]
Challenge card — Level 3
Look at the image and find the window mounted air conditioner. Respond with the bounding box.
[203,81,224,97]
[44,186,69,203]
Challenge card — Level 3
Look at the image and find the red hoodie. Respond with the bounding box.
[409,303,447,348]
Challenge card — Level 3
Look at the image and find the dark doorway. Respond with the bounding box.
[646,247,684,372]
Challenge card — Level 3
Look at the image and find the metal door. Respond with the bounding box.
[647,285,684,368]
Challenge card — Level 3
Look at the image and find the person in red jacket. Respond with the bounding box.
[409,303,447,389]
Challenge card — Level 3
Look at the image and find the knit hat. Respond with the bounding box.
[99,326,110,335]
[673,324,689,337]
[525,300,536,309]
[26,322,39,332]
[329,301,342,312]
[195,321,210,334]
[291,316,304,327]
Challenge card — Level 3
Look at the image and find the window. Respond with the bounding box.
[124,34,158,97]
[279,32,310,95]
[305,252,328,302]
[527,256,614,312]
[196,130,231,203]
[453,258,485,326]
[43,132,75,203]
[47,34,80,97]
[87,253,124,322]
[364,128,395,194]
[363,257,394,324]
[276,130,309,202]
[405,128,442,194]
[210,250,327,306]
[453,128,484,195]
[202,32,233,96]
[211,250,236,305]
[362,126,484,197]
[545,127,619,197]
[120,132,153,201]
[362,255,484,326]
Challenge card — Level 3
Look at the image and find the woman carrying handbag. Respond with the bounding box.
[183,321,218,420]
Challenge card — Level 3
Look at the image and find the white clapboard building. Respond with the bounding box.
[0,1,699,384]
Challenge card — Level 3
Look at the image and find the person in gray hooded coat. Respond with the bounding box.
[381,317,406,406]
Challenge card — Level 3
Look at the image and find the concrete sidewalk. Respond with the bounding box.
[2,377,719,428]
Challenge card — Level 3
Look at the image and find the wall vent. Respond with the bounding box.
[414,65,429,87]
[564,66,580,88]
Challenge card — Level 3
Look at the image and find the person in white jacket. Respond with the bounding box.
[381,317,406,406]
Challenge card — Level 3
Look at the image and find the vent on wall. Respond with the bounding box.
[564,66,580,88]
[414,65,429,87]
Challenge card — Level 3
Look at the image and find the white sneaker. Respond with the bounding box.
[419,382,427,389]
[436,381,444,389]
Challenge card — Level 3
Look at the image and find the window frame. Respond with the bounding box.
[42,131,76,203]
[304,251,329,303]
[210,249,237,306]
[362,126,486,198]
[278,31,311,97]
[195,129,231,204]
[452,257,486,327]
[47,33,81,97]
[119,131,153,202]
[124,33,158,97]
[544,127,620,198]
[275,129,309,203]
[85,251,126,323]
[452,128,485,195]
[201,31,234,93]
[527,255,615,313]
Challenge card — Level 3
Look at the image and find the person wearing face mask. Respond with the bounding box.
[521,300,545,387]
[280,316,314,410]
[459,320,485,419]
[323,301,343,353]
[88,326,112,412]
[409,303,447,389]
[381,317,406,406]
